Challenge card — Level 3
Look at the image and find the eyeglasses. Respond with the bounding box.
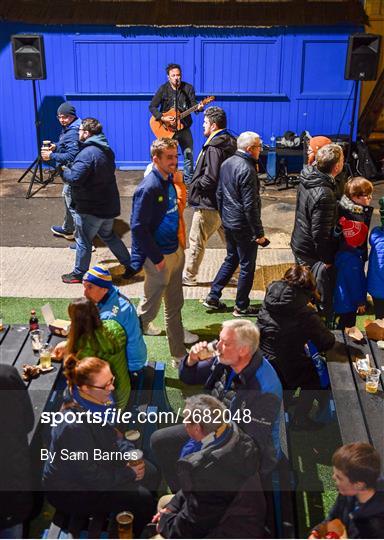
[86,375,115,390]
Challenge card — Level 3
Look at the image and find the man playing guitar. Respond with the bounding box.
[149,63,203,184]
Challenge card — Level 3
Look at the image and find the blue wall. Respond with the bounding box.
[0,23,359,169]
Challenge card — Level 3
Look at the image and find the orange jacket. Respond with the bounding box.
[173,170,187,250]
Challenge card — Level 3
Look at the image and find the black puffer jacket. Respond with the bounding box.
[290,165,338,265]
[257,280,335,387]
[158,423,267,539]
[216,151,264,238]
[188,130,237,210]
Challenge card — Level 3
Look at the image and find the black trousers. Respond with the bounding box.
[373,297,384,319]
[150,423,188,492]
[174,128,194,184]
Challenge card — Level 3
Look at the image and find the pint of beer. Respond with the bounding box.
[116,511,134,539]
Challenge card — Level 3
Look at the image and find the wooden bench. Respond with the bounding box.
[327,329,384,471]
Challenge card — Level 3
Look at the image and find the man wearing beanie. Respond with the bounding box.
[83,265,147,378]
[61,117,133,283]
[41,101,81,240]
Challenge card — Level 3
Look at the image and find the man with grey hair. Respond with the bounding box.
[204,131,269,316]
[151,319,282,486]
[153,393,267,539]
[291,143,344,320]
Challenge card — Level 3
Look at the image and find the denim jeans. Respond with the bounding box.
[174,128,193,185]
[62,183,76,234]
[210,228,258,310]
[74,213,131,276]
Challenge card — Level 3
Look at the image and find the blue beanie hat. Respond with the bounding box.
[83,265,113,289]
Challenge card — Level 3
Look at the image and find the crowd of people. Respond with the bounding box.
[1,64,383,539]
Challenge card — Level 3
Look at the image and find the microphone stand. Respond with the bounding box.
[174,82,179,135]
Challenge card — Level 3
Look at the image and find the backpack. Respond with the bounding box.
[355,139,378,179]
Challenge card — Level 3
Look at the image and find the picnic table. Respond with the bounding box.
[327,329,384,470]
[0,324,64,442]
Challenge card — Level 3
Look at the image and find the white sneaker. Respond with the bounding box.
[171,356,184,368]
[182,276,197,287]
[142,322,162,336]
[183,328,199,344]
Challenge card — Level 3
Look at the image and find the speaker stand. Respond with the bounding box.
[345,79,360,178]
[17,80,56,198]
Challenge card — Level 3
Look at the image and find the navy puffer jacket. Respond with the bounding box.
[216,151,264,238]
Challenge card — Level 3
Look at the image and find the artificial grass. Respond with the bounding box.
[1,295,349,537]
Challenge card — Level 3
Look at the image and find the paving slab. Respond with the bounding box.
[1,246,294,299]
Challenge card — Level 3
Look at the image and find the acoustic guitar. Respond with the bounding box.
[150,96,215,139]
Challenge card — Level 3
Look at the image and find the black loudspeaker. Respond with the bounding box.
[345,33,381,81]
[11,35,46,80]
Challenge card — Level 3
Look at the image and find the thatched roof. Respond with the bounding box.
[0,0,368,27]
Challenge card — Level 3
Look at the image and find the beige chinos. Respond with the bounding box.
[138,246,186,358]
[184,208,226,281]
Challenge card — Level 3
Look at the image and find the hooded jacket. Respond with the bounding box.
[216,151,264,238]
[62,133,120,218]
[321,479,384,538]
[367,226,384,300]
[188,130,237,210]
[257,280,335,387]
[336,195,373,261]
[97,286,147,373]
[158,423,267,539]
[290,165,338,265]
[333,196,373,314]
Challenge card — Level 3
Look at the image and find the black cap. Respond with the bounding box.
[57,101,76,117]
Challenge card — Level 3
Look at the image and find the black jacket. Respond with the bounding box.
[322,480,384,538]
[158,423,267,539]
[0,365,34,529]
[149,81,197,129]
[290,165,338,265]
[217,151,264,238]
[188,130,237,210]
[257,280,335,388]
[43,401,136,492]
[62,133,121,218]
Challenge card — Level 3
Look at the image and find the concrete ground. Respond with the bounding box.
[1,168,383,300]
